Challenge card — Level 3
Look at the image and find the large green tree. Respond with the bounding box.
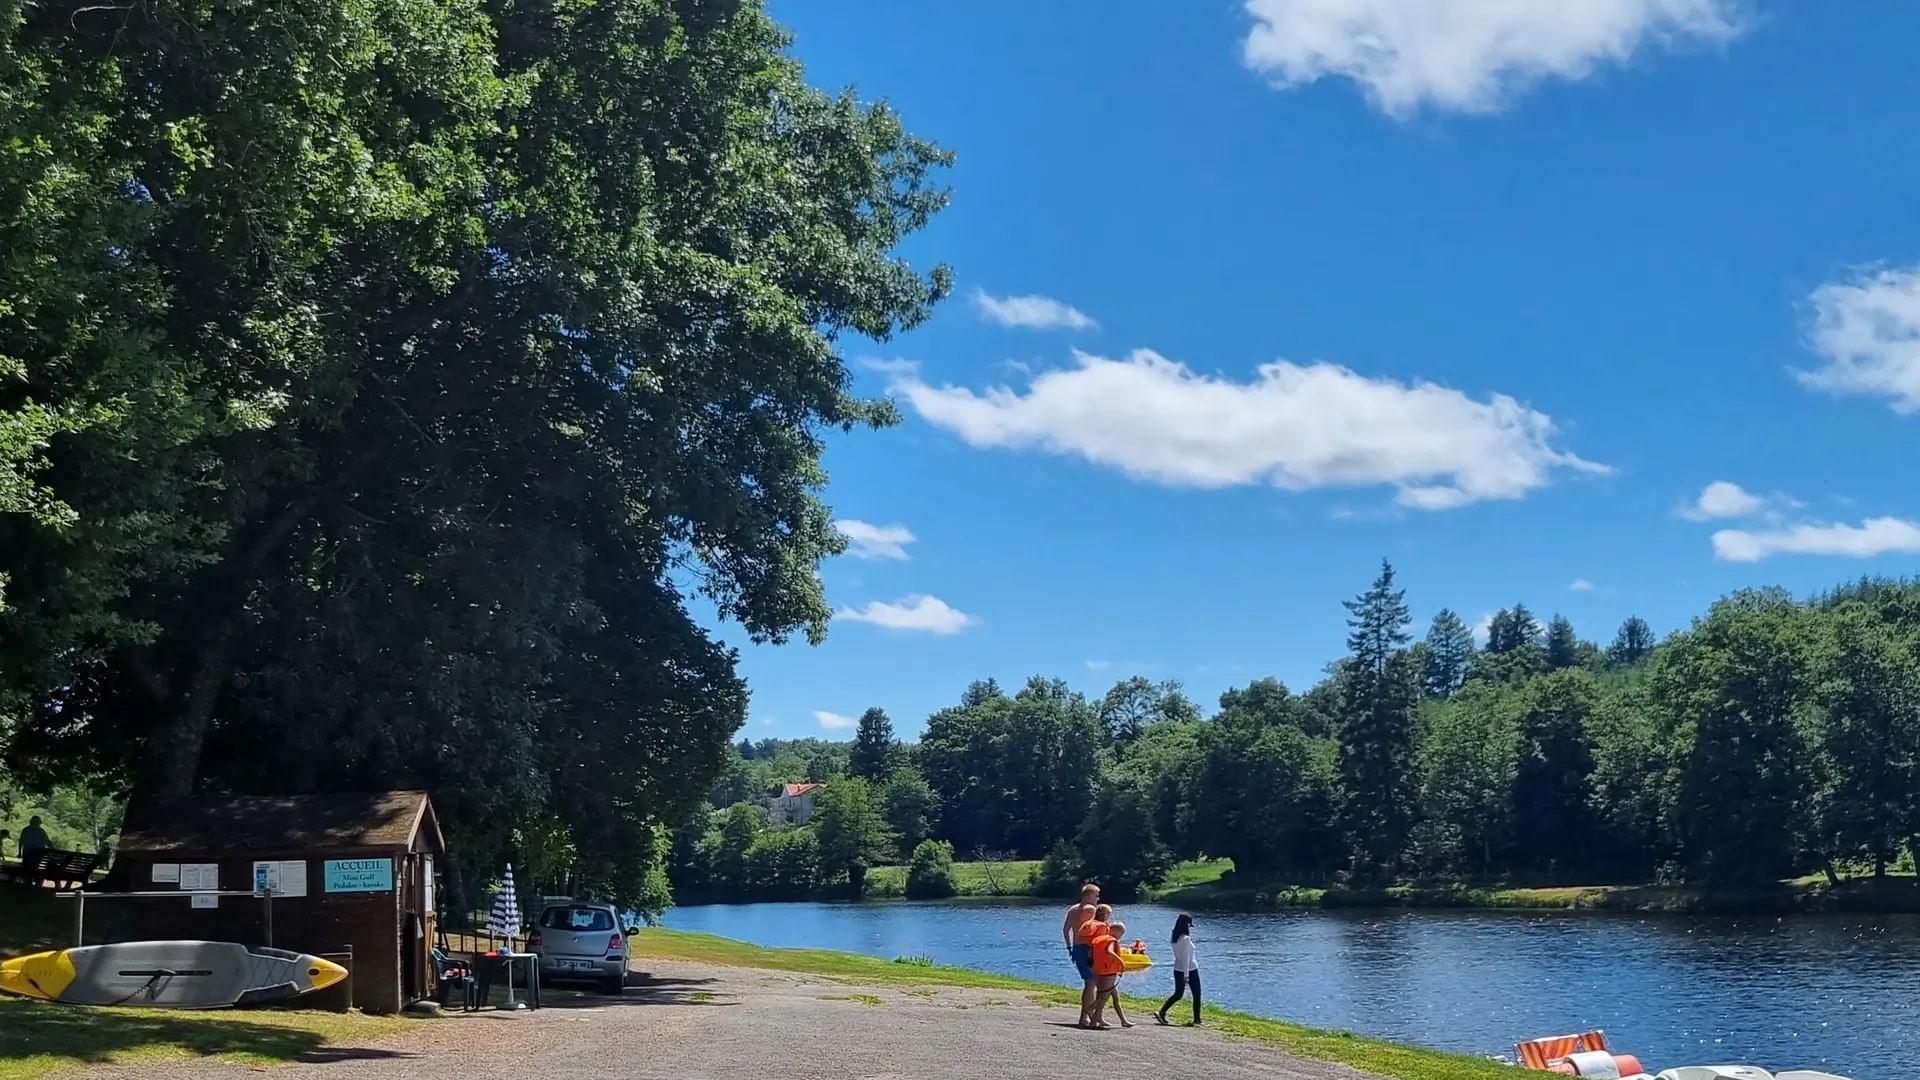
[1657,591,1815,883]
[1096,676,1200,748]
[1543,616,1582,671]
[850,707,897,780]
[1421,609,1476,699]
[1074,774,1173,898]
[918,677,1100,857]
[1509,670,1602,873]
[1808,604,1920,877]
[1337,559,1418,879]
[1413,683,1519,875]
[879,767,940,860]
[1187,680,1341,878]
[812,776,894,897]
[2,0,952,906]
[1606,617,1657,667]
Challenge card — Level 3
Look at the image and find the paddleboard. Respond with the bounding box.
[0,941,348,1008]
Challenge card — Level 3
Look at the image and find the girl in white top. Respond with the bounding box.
[1155,913,1201,1026]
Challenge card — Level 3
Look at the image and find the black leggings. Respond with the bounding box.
[1158,969,1200,1022]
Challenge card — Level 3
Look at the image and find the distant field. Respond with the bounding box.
[864,860,1043,898]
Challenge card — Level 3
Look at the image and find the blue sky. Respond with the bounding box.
[718,0,1920,739]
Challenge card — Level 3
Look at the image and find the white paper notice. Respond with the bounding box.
[191,893,218,909]
[180,863,220,891]
[277,860,308,898]
[151,863,181,885]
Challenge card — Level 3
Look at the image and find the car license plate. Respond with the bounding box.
[560,960,595,972]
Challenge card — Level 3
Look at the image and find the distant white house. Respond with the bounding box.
[769,782,823,826]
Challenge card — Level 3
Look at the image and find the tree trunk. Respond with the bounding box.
[1822,858,1842,887]
[118,639,232,837]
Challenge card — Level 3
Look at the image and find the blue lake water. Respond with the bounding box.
[663,900,1920,1079]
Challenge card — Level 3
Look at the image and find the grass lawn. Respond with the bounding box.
[0,884,408,1080]
[628,927,1516,1080]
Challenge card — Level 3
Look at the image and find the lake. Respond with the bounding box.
[664,900,1920,1079]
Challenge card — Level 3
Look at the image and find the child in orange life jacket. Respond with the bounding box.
[1088,919,1134,1029]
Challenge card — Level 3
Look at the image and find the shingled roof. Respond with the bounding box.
[118,790,443,855]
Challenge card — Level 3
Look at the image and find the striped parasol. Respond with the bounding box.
[488,864,522,945]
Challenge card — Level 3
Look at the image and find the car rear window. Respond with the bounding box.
[540,906,614,931]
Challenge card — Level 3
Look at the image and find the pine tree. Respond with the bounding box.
[1422,609,1476,698]
[1487,604,1541,653]
[1606,617,1656,667]
[960,679,1003,708]
[1484,609,1513,653]
[850,707,896,779]
[1337,559,1418,880]
[1544,615,1581,671]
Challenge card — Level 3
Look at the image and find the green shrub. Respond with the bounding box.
[745,826,821,898]
[1029,839,1086,898]
[905,839,957,899]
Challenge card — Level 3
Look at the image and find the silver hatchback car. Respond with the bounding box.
[527,902,633,994]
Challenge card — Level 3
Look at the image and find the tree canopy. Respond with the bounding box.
[672,567,1920,904]
[0,0,950,910]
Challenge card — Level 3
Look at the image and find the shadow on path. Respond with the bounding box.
[536,973,740,1010]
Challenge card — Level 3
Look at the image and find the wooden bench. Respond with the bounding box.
[1,848,104,890]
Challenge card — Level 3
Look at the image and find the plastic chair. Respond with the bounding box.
[431,947,480,1012]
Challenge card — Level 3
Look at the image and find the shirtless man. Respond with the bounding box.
[1062,883,1101,1025]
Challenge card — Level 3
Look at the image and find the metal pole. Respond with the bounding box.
[504,953,523,1010]
[263,890,274,949]
[72,891,85,947]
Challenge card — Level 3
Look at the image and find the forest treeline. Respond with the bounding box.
[0,0,948,913]
[669,563,1920,902]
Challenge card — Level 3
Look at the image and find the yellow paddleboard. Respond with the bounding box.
[1,942,347,1008]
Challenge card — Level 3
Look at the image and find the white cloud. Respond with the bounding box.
[1569,579,1595,592]
[835,519,916,561]
[974,290,1098,332]
[860,356,922,377]
[814,711,857,730]
[1242,0,1742,117]
[836,595,979,634]
[1800,266,1920,413]
[1085,659,1112,671]
[1678,480,1769,521]
[886,349,1603,510]
[1471,612,1495,645]
[1713,517,1920,563]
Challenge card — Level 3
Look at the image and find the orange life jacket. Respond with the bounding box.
[1076,918,1108,946]
[1090,933,1125,977]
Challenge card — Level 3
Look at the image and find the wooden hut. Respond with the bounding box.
[115,790,445,1014]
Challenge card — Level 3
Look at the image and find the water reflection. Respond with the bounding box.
[664,900,1918,1078]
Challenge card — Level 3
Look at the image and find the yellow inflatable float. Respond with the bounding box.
[1118,940,1153,971]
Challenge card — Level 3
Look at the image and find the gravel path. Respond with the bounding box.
[76,961,1380,1080]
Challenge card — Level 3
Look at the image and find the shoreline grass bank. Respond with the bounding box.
[692,856,1920,915]
[1155,873,1920,915]
[628,927,1516,1080]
